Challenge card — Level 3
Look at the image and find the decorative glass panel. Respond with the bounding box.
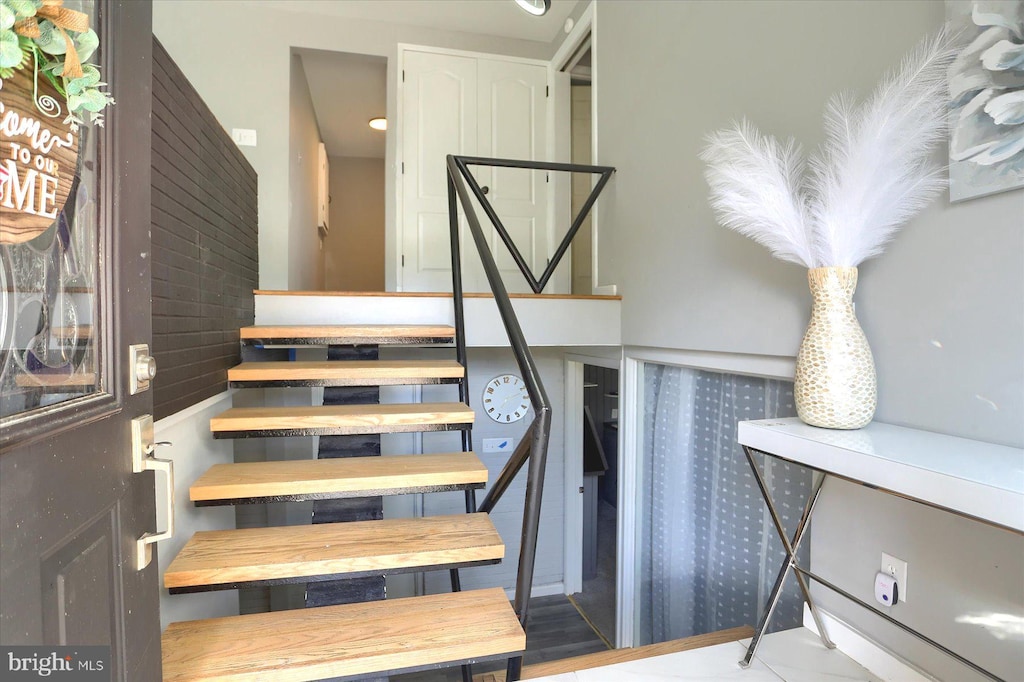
[1,0,102,420]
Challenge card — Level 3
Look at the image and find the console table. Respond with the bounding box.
[737,418,1024,682]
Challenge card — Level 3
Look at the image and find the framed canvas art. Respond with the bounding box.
[946,0,1024,201]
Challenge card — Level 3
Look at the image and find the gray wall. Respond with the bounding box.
[380,347,568,597]
[153,0,551,291]
[324,157,386,291]
[289,53,324,291]
[593,0,1023,677]
[595,0,1023,446]
[155,393,237,629]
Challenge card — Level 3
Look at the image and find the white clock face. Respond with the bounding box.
[483,374,530,423]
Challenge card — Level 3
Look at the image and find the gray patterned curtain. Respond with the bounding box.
[637,364,812,645]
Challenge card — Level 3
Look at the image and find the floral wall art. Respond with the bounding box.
[947,0,1024,201]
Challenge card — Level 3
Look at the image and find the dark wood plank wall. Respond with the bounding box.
[151,37,258,420]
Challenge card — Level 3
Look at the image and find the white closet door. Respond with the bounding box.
[476,58,555,294]
[401,51,477,292]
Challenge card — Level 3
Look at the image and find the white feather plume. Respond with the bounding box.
[699,30,956,269]
[700,120,817,268]
[808,29,957,266]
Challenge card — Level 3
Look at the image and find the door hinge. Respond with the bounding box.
[401,162,405,174]
[402,69,405,82]
[579,486,584,494]
[546,173,549,183]
[546,85,549,97]
[402,255,405,267]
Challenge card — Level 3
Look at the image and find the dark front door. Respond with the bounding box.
[0,2,158,679]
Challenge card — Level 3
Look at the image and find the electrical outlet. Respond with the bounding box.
[483,437,514,453]
[881,552,908,603]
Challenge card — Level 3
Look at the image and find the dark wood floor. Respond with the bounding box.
[392,594,609,682]
[571,499,617,646]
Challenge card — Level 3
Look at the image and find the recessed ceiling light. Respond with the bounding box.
[368,117,387,131]
[514,0,551,17]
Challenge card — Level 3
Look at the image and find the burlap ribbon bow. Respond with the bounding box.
[13,0,90,80]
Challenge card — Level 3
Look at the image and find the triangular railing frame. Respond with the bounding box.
[450,156,615,294]
[446,155,615,681]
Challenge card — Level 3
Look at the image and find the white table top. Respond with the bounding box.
[738,418,1024,533]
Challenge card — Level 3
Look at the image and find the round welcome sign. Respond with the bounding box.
[0,68,81,244]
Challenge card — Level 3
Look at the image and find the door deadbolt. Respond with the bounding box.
[129,344,157,394]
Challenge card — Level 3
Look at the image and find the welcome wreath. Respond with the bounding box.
[0,0,113,243]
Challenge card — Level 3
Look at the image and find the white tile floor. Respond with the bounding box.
[530,627,884,682]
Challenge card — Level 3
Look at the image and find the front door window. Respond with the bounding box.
[1,0,102,422]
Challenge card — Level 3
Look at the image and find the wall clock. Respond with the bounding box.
[483,374,530,423]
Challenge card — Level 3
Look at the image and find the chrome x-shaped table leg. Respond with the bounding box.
[740,445,834,668]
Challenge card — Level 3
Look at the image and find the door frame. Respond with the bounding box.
[394,43,553,293]
[549,3,613,296]
[562,351,624,639]
[616,346,799,648]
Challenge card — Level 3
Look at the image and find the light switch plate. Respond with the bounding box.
[231,128,258,147]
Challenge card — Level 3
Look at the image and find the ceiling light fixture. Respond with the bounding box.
[368,117,387,131]
[514,0,551,17]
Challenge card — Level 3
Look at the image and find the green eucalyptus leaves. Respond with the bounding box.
[0,0,114,127]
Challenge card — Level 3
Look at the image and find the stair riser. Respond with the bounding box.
[167,558,501,594]
[193,483,486,507]
[229,378,461,388]
[305,575,385,609]
[213,423,470,439]
[323,652,520,682]
[243,336,454,346]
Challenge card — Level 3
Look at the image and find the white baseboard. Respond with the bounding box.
[804,606,936,682]
[504,582,566,600]
[154,389,236,430]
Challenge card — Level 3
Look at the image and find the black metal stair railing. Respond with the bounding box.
[446,154,615,681]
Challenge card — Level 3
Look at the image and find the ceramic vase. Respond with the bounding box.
[794,266,876,429]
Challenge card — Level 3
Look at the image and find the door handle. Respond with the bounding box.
[131,415,174,571]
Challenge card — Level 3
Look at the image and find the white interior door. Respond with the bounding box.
[401,51,477,292]
[476,58,553,294]
[400,49,557,293]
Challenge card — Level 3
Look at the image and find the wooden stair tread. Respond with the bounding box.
[209,402,474,436]
[228,359,464,385]
[475,625,755,681]
[240,324,455,345]
[191,452,487,504]
[162,588,524,682]
[164,513,503,590]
